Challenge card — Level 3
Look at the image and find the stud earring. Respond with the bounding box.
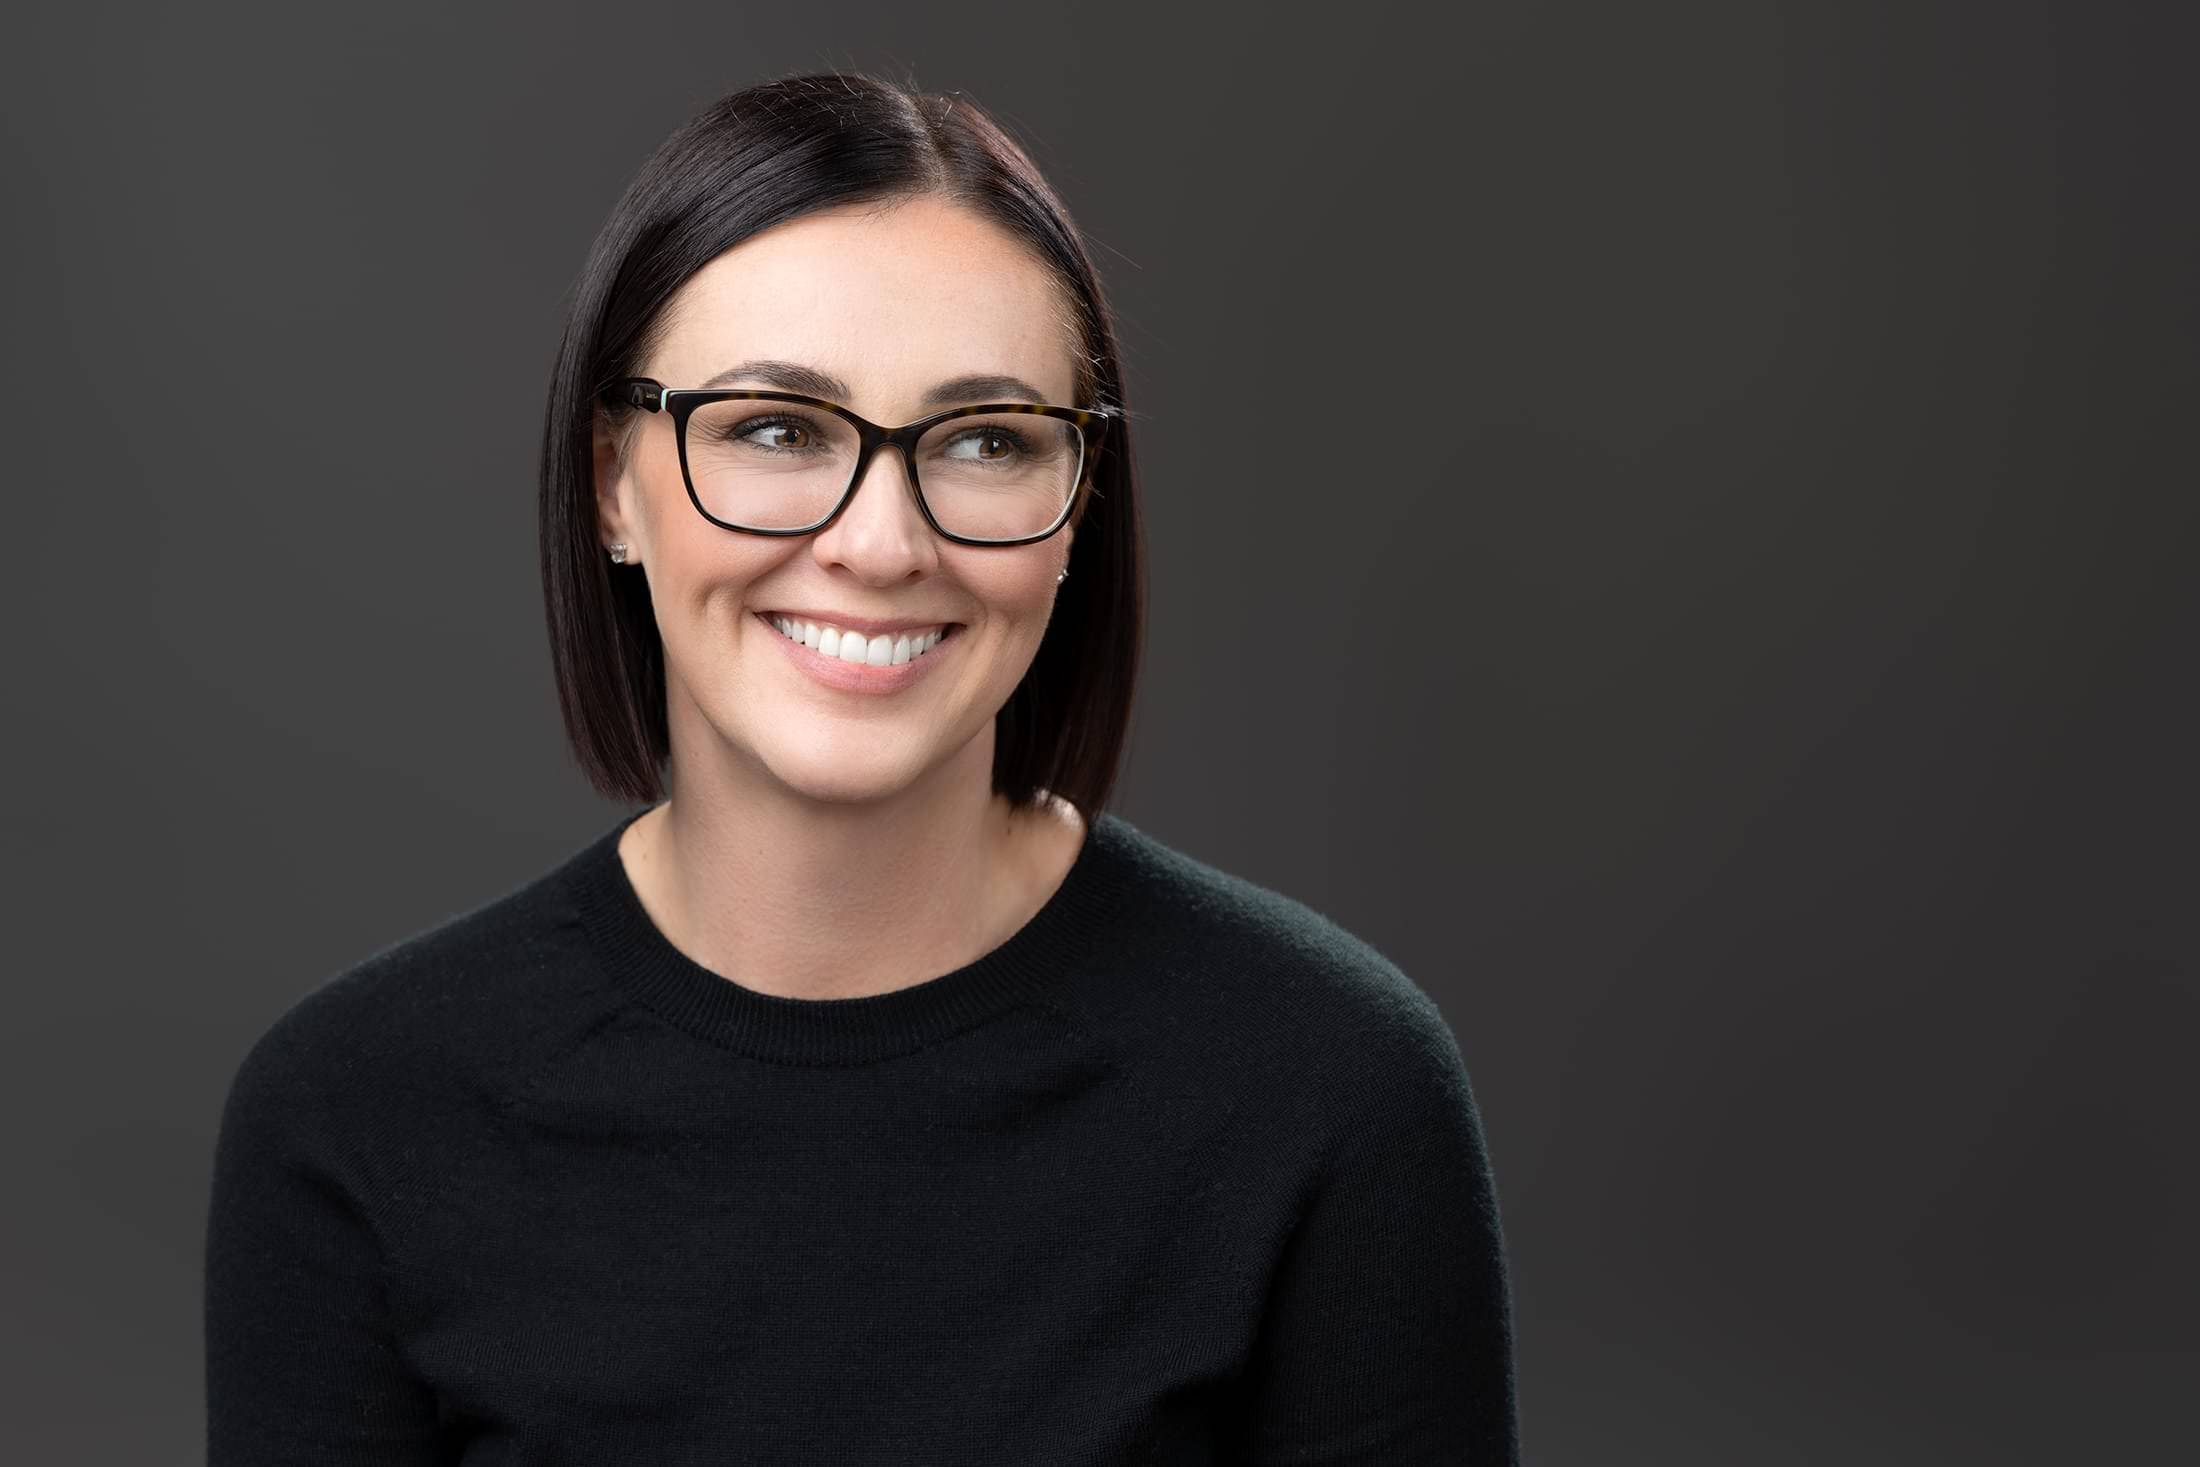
[609,544,628,564]
[1056,566,1068,584]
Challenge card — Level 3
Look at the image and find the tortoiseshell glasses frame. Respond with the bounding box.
[601,378,1121,547]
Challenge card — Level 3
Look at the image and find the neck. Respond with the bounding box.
[618,718,1072,1003]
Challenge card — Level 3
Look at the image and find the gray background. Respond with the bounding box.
[5,2,2194,1461]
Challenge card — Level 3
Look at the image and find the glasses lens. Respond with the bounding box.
[682,401,1083,540]
[913,410,1082,542]
[685,400,863,531]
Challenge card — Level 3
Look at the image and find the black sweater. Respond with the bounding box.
[205,806,1518,1463]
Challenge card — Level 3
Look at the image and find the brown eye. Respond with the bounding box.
[944,426,1029,464]
[739,418,815,451]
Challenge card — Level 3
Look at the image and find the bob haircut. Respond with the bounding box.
[539,71,1146,825]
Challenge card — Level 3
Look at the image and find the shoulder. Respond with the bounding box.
[219,838,624,1134]
[1089,813,1469,1090]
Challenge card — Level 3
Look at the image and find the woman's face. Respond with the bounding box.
[594,193,1082,808]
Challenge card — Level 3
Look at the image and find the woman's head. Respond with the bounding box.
[541,73,1144,824]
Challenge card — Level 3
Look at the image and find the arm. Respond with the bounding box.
[1235,1011,1519,1464]
[204,1024,445,1464]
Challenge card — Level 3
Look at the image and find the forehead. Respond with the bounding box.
[655,196,1079,409]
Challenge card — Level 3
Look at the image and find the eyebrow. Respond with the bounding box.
[699,359,1056,409]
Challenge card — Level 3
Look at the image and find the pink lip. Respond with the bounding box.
[756,612,960,696]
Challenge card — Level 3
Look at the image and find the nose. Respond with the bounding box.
[807,439,938,574]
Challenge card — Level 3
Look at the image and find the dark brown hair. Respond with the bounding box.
[539,72,1146,825]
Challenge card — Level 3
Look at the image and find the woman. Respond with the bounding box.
[205,72,1519,1463]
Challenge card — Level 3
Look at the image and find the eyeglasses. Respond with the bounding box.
[602,378,1120,547]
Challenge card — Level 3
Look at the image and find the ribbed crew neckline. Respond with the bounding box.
[564,805,1131,1066]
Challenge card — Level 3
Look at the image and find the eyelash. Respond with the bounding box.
[723,414,1035,456]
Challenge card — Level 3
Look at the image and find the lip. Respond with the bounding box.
[756,611,961,696]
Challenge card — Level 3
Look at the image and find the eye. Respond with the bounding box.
[734,415,820,451]
[945,426,1029,462]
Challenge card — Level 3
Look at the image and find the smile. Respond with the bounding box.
[755,612,962,696]
[765,615,953,666]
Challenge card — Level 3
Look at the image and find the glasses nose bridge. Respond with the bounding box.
[839,422,927,520]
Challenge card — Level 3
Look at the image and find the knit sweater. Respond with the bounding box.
[204,806,1518,1464]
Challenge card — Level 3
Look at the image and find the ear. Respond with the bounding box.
[592,411,635,559]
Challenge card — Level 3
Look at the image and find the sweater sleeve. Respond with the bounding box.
[1235,1004,1520,1464]
[204,1021,445,1464]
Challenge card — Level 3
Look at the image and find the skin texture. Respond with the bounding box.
[592,193,1088,1001]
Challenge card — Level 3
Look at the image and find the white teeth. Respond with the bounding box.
[768,615,948,666]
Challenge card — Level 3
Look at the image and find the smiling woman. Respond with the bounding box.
[205,70,1517,1464]
[584,192,1109,851]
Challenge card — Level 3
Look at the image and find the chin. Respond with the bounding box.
[754,742,937,805]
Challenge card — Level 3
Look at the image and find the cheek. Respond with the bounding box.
[643,467,775,601]
[653,535,787,651]
[952,553,1060,620]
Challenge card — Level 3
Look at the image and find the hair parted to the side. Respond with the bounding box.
[539,71,1146,827]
